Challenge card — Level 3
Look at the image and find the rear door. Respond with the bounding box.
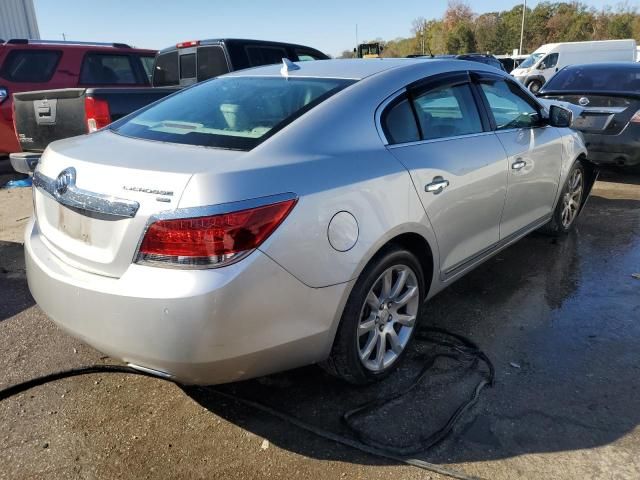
[474,72,562,238]
[383,72,508,277]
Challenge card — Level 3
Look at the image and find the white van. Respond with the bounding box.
[511,39,637,93]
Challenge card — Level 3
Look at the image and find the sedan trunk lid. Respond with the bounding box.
[33,130,240,278]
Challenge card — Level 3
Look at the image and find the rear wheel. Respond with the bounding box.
[541,161,585,236]
[323,247,425,385]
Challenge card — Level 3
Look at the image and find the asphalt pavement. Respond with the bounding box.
[1,169,639,480]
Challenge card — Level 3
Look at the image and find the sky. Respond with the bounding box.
[34,0,632,57]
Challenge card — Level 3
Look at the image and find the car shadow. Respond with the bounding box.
[183,194,640,469]
[0,241,35,322]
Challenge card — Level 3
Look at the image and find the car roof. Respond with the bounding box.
[158,38,326,55]
[227,58,471,80]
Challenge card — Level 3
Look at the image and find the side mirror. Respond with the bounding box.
[548,104,572,128]
[9,152,40,174]
[353,48,357,53]
[380,46,384,52]
[538,62,546,70]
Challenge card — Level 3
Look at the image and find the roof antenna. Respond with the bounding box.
[280,58,300,78]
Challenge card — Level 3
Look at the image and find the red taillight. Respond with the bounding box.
[630,110,640,123]
[84,97,111,132]
[176,40,199,49]
[136,198,297,268]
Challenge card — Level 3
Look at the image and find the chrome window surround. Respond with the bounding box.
[134,192,298,270]
[375,87,496,148]
[33,169,140,218]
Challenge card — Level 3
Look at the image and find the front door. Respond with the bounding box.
[475,74,563,238]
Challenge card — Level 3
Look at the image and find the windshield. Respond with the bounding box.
[112,76,354,151]
[519,52,544,69]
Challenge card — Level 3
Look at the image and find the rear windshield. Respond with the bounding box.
[112,76,354,150]
[544,65,640,92]
[153,51,179,86]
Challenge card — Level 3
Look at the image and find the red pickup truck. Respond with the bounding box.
[0,39,156,157]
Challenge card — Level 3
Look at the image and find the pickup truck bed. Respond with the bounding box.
[13,87,178,152]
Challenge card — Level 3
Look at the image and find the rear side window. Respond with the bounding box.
[113,76,354,151]
[246,45,288,67]
[413,84,483,140]
[197,46,229,81]
[153,51,179,86]
[80,54,138,84]
[479,80,540,130]
[0,50,61,83]
[382,98,420,144]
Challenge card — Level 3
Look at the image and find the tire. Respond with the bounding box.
[528,80,543,94]
[541,161,586,236]
[323,247,425,385]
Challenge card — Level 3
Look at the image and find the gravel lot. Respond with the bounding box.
[1,168,639,480]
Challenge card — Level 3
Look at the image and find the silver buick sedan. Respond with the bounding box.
[24,58,589,385]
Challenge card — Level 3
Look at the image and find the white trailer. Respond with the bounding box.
[511,39,637,93]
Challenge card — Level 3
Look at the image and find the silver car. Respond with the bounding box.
[23,59,588,385]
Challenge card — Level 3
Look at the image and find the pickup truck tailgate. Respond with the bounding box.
[14,89,87,153]
[13,87,179,153]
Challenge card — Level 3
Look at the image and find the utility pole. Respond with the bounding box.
[519,0,526,55]
[355,24,358,57]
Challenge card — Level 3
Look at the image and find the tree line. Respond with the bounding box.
[340,1,640,58]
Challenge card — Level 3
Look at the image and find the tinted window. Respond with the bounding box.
[382,97,420,144]
[246,46,288,67]
[0,50,61,82]
[480,80,540,130]
[197,46,229,81]
[140,55,155,82]
[544,65,640,92]
[153,51,179,86]
[179,53,196,79]
[113,77,354,151]
[412,83,483,140]
[80,54,138,84]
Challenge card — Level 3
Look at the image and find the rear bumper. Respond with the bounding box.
[25,219,350,384]
[583,125,640,167]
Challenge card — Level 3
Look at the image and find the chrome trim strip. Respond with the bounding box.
[133,192,298,270]
[33,170,139,219]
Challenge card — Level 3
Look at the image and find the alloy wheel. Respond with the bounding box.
[357,265,420,372]
[561,168,583,228]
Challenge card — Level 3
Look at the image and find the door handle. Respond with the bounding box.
[512,159,527,170]
[425,176,449,194]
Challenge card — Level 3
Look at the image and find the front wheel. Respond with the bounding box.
[323,247,425,385]
[528,80,543,94]
[541,161,585,236]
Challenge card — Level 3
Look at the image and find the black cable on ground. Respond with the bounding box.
[0,328,493,480]
[343,327,495,455]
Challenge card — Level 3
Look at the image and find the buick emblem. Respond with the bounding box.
[578,97,590,106]
[55,167,75,195]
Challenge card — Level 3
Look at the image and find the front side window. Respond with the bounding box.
[113,76,354,151]
[0,50,61,83]
[519,52,544,69]
[541,53,559,69]
[295,49,322,62]
[80,54,138,84]
[140,55,155,82]
[412,83,483,140]
[246,46,288,67]
[479,80,540,130]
